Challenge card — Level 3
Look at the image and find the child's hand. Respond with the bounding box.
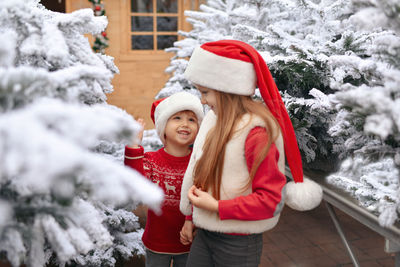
[180,220,195,245]
[188,185,218,212]
[130,118,145,148]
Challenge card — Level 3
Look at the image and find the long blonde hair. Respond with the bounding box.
[193,91,280,200]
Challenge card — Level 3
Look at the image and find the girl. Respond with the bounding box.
[179,40,322,267]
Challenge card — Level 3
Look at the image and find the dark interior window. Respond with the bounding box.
[40,0,66,13]
[131,0,178,50]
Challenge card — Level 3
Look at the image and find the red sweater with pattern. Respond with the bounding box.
[124,146,191,254]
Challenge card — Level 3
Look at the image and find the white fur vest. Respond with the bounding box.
[180,111,285,234]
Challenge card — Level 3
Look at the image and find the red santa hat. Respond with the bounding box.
[184,39,322,211]
[151,91,204,144]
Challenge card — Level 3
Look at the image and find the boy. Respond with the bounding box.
[124,91,204,267]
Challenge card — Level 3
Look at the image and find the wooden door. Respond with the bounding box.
[66,0,202,129]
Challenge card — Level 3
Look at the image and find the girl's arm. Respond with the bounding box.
[180,153,197,215]
[180,220,195,245]
[218,127,286,221]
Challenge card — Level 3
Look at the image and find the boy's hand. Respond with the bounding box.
[188,185,218,212]
[180,220,195,245]
[130,118,145,148]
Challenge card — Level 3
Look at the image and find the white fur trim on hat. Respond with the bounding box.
[284,178,323,211]
[154,91,204,143]
[184,47,256,95]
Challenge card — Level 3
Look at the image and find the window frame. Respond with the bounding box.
[123,0,182,55]
[120,0,202,60]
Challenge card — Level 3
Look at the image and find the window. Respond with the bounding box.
[130,0,179,50]
[41,0,65,12]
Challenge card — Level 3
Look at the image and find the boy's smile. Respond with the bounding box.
[177,129,191,138]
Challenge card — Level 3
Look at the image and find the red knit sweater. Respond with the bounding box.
[124,146,191,254]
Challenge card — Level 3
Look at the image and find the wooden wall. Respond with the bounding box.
[66,0,202,129]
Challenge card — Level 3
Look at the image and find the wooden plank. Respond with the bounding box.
[65,0,91,12]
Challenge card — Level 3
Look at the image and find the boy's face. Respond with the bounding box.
[164,110,199,147]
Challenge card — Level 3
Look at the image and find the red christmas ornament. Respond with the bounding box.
[101,32,107,37]
[95,5,101,11]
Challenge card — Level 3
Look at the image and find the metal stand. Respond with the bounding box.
[385,239,400,267]
[325,202,360,267]
[285,167,400,266]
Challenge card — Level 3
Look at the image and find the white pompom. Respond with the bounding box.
[284,178,323,211]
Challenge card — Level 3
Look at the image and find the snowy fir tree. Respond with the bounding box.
[157,0,400,226]
[326,0,400,227]
[0,1,163,266]
[159,0,354,170]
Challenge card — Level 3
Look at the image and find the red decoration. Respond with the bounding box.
[89,0,109,53]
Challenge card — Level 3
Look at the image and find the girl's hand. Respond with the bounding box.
[130,118,145,148]
[188,185,218,212]
[180,220,195,245]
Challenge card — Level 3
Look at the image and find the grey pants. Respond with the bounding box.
[185,229,263,267]
[145,249,188,267]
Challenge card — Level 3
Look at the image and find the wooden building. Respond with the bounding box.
[43,0,204,128]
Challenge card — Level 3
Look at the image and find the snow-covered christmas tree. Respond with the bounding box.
[326,0,400,227]
[0,1,163,266]
[157,0,400,226]
[159,0,353,171]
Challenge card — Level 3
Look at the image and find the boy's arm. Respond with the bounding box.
[124,118,146,174]
[124,146,145,175]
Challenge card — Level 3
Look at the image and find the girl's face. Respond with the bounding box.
[196,85,218,115]
[164,110,199,147]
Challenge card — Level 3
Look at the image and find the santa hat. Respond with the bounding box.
[151,91,204,144]
[184,40,322,211]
